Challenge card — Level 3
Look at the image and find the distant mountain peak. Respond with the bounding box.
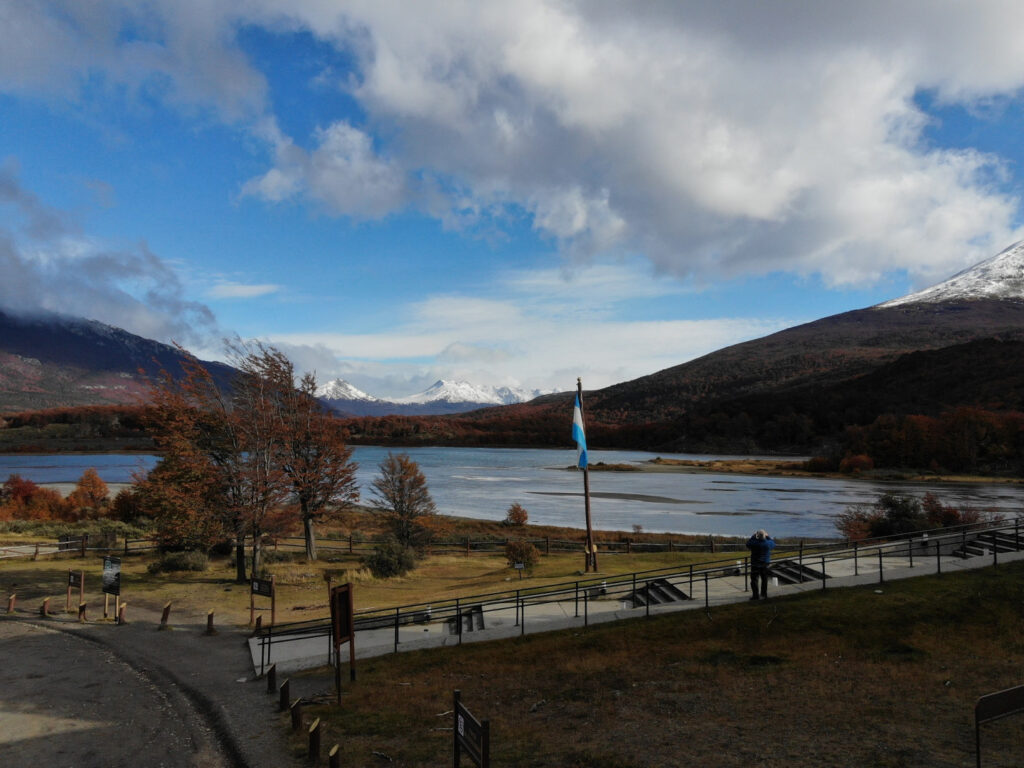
[316,378,378,402]
[878,240,1024,308]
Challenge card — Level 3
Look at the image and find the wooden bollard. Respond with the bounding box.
[290,698,303,731]
[158,602,172,630]
[252,614,263,635]
[6,593,15,614]
[266,663,277,694]
[33,543,39,561]
[78,602,87,623]
[205,610,217,636]
[328,744,340,768]
[40,597,50,617]
[279,679,290,712]
[308,717,321,764]
[117,603,127,625]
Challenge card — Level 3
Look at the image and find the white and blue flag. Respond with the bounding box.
[572,393,588,469]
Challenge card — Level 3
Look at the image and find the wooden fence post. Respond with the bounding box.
[308,717,321,764]
[6,593,15,614]
[290,699,303,731]
[39,597,49,617]
[328,744,340,768]
[159,602,172,630]
[205,610,217,635]
[279,679,290,712]
[117,603,127,625]
[266,663,277,694]
[78,602,87,622]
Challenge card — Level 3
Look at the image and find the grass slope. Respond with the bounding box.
[297,563,1024,768]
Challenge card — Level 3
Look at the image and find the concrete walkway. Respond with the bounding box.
[249,541,1024,675]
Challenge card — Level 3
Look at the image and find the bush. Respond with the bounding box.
[147,550,209,574]
[839,454,874,474]
[363,536,417,578]
[504,540,540,570]
[503,503,529,527]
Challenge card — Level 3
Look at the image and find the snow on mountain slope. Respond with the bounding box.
[393,379,553,405]
[316,378,378,402]
[879,240,1024,308]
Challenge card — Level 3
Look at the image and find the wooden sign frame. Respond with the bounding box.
[453,689,490,767]
[250,575,276,627]
[330,583,356,703]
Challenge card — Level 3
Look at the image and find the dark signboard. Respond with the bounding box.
[102,556,121,596]
[68,570,82,588]
[330,584,353,646]
[976,684,1024,767]
[251,578,274,597]
[454,690,490,767]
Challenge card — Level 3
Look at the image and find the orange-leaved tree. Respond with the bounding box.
[277,370,359,561]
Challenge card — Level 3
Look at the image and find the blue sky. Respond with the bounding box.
[3,2,1024,397]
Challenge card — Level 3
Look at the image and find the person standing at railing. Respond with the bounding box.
[746,529,776,600]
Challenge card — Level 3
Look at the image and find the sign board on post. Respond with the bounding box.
[329,583,356,702]
[976,684,1024,768]
[250,576,276,627]
[102,556,121,596]
[453,689,490,768]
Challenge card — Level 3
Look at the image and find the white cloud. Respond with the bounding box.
[8,2,1024,288]
[243,1,1024,288]
[267,260,789,394]
[0,163,216,345]
[207,282,281,299]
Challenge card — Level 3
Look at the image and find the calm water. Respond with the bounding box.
[3,448,1023,538]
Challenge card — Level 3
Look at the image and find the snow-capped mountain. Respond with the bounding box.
[316,377,557,416]
[394,380,553,406]
[878,240,1024,308]
[316,378,379,402]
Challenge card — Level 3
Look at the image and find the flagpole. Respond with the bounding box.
[577,378,597,573]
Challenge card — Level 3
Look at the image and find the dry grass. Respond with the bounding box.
[292,563,1024,768]
[0,538,736,628]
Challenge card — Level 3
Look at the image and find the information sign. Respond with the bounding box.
[453,689,490,767]
[251,578,274,597]
[101,556,121,596]
[68,570,82,588]
[329,583,356,699]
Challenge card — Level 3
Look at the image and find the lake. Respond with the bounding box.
[3,447,1022,538]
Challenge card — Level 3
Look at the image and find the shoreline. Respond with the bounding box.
[589,457,1024,485]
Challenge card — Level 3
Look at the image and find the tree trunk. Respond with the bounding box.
[303,515,318,561]
[235,537,247,583]
[250,536,262,580]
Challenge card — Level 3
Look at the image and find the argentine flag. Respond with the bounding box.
[572,393,588,469]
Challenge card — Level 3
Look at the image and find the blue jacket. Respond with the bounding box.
[746,535,775,565]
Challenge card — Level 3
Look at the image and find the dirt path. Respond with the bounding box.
[0,620,225,767]
[0,609,300,768]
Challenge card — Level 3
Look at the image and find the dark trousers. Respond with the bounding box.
[751,564,771,598]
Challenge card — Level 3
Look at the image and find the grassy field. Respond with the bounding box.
[4,518,1022,766]
[285,562,1024,768]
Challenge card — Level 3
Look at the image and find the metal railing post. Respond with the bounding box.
[457,598,462,645]
[908,538,913,568]
[878,547,884,584]
[936,539,942,575]
[515,590,520,626]
[704,573,709,609]
[821,556,827,591]
[645,580,650,618]
[584,591,589,627]
[394,607,400,654]
[574,582,579,617]
[854,541,858,576]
